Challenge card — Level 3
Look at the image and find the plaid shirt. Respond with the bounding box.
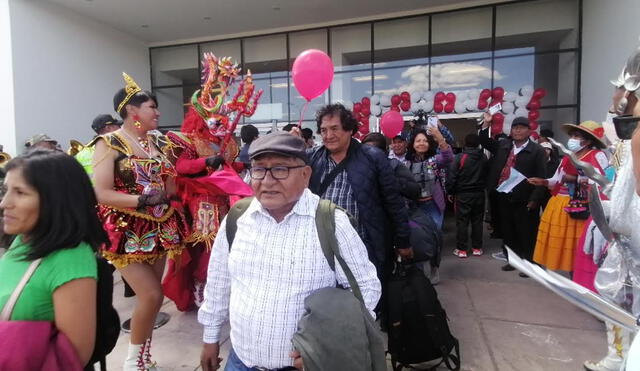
[320,156,367,239]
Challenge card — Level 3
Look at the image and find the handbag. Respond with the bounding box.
[0,258,84,371]
[563,181,590,220]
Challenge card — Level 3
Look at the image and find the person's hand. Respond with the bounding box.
[289,126,303,138]
[527,177,548,187]
[206,155,225,169]
[526,201,539,212]
[138,191,168,208]
[427,126,445,144]
[201,343,222,371]
[290,350,304,370]
[397,247,414,262]
[482,112,492,129]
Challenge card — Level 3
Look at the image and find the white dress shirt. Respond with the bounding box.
[197,188,381,369]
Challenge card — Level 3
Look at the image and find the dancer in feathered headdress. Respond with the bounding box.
[162,53,262,311]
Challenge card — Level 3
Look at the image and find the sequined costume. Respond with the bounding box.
[97,132,189,268]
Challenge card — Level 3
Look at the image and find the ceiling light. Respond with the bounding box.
[203,16,211,20]
[141,24,149,28]
[352,75,388,82]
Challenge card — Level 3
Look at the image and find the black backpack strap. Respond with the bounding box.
[315,199,364,303]
[225,197,254,250]
[442,338,461,371]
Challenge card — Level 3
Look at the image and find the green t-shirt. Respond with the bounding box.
[0,236,97,321]
[75,145,95,183]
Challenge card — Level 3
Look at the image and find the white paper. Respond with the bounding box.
[496,168,526,193]
[489,102,502,115]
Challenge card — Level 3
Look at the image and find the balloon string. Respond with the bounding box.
[298,101,310,127]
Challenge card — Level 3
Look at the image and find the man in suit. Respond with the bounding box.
[479,115,547,275]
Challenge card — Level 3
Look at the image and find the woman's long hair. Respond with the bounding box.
[406,129,438,162]
[4,149,108,260]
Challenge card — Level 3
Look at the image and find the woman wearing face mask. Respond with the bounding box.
[92,73,189,370]
[528,121,608,274]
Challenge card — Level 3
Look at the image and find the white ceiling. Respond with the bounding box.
[45,0,497,44]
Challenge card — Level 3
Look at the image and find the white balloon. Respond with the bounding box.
[514,96,529,108]
[520,85,534,97]
[410,102,421,113]
[369,116,378,132]
[501,102,515,114]
[504,113,516,127]
[455,101,466,113]
[411,90,422,103]
[504,91,518,102]
[343,101,353,111]
[502,118,514,135]
[422,100,434,112]
[515,107,528,118]
[380,95,391,107]
[465,99,477,111]
[371,105,382,116]
[370,94,380,105]
[423,91,434,101]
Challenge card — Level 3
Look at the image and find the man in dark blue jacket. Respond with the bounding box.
[308,104,412,278]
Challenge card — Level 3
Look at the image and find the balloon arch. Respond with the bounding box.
[349,86,546,140]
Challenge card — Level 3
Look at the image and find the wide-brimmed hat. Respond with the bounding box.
[561,120,606,148]
[25,134,57,147]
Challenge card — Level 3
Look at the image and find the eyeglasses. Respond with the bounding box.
[249,165,306,180]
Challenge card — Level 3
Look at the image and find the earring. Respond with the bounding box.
[133,115,141,129]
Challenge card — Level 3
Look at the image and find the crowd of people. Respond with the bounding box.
[1,46,640,371]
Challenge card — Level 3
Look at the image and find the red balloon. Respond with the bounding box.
[477,100,488,110]
[527,100,541,110]
[390,105,400,112]
[361,106,371,116]
[530,131,540,140]
[391,95,402,106]
[434,102,444,113]
[529,121,539,131]
[532,88,547,100]
[445,92,456,103]
[353,102,362,113]
[400,101,411,112]
[400,91,411,103]
[479,89,492,100]
[444,103,454,113]
[492,87,505,100]
[361,97,370,107]
[528,110,540,121]
[380,110,404,138]
[493,113,505,126]
[359,116,368,126]
[490,123,502,137]
[434,91,446,103]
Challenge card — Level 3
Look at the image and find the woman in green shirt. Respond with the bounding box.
[0,149,108,366]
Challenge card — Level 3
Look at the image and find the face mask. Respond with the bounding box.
[567,138,584,152]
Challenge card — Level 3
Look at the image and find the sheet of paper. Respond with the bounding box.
[496,168,526,193]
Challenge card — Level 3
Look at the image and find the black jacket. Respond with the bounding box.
[389,158,421,201]
[446,148,488,195]
[479,128,547,204]
[308,139,411,269]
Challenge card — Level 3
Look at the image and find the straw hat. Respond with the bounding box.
[561,120,606,148]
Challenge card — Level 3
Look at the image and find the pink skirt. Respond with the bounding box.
[572,216,598,292]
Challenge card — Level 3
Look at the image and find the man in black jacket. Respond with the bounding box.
[447,133,488,258]
[479,115,547,273]
[307,104,412,279]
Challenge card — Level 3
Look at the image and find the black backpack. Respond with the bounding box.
[85,257,121,371]
[385,264,460,371]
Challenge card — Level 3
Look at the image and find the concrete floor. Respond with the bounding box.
[104,221,606,371]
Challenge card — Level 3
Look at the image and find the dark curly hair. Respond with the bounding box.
[315,103,359,135]
[406,129,438,161]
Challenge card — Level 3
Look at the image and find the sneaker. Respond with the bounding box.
[472,249,483,256]
[452,249,468,258]
[492,251,507,261]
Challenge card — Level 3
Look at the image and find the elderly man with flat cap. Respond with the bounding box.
[479,115,547,274]
[198,132,381,371]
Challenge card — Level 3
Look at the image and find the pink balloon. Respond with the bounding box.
[292,49,334,101]
[380,110,404,138]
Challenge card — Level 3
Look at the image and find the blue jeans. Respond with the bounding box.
[418,199,443,230]
[225,349,297,371]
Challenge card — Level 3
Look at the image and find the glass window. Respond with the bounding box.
[151,45,199,87]
[199,39,242,66]
[290,82,328,122]
[155,86,196,128]
[373,65,428,96]
[537,107,577,142]
[495,0,578,56]
[431,59,493,91]
[243,76,289,124]
[331,70,372,107]
[243,35,288,78]
[431,8,492,62]
[331,24,371,72]
[289,29,327,62]
[374,17,428,68]
[494,52,577,106]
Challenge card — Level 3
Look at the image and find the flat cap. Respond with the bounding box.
[511,116,530,128]
[249,131,308,163]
